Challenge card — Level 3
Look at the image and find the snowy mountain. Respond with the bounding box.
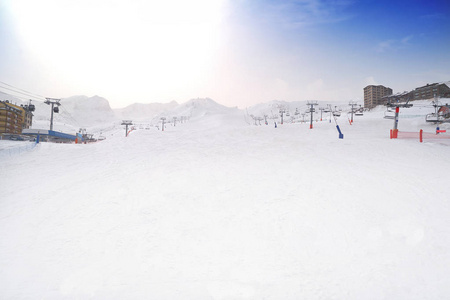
[150,97,246,128]
[165,98,239,119]
[114,101,179,121]
[59,95,118,126]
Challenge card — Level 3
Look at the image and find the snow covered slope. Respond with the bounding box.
[1,106,450,299]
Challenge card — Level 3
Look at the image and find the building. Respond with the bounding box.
[0,101,25,135]
[20,102,35,129]
[413,82,450,100]
[364,85,393,109]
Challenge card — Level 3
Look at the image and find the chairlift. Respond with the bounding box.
[332,106,342,116]
[426,103,450,123]
[53,107,59,113]
[355,108,364,116]
[384,110,395,119]
[425,113,444,123]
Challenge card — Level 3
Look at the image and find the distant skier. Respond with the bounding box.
[274,122,277,128]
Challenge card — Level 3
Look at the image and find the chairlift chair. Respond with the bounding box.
[384,110,395,119]
[425,113,443,123]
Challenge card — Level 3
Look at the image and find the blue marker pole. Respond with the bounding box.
[336,125,344,139]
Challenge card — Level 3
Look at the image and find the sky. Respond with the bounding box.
[0,0,449,109]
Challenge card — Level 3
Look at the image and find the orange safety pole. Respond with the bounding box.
[420,129,423,143]
[392,129,398,138]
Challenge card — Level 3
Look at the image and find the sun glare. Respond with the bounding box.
[7,0,228,101]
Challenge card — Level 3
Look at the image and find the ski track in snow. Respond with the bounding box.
[1,108,450,299]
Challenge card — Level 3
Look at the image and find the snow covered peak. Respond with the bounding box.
[114,101,179,121]
[168,97,239,120]
[62,95,112,111]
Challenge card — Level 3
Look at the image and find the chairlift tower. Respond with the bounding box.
[279,109,285,125]
[160,117,166,131]
[121,120,133,137]
[307,101,318,129]
[319,107,325,121]
[257,117,263,125]
[328,104,332,123]
[387,98,413,138]
[44,98,61,131]
[173,116,177,127]
[348,101,358,124]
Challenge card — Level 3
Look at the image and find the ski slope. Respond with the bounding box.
[1,105,450,299]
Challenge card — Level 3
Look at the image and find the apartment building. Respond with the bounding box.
[364,85,393,109]
[413,82,450,100]
[0,100,34,135]
[0,101,25,134]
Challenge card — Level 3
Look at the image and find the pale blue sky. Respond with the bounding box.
[1,0,449,108]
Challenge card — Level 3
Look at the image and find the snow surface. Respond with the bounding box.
[1,99,450,299]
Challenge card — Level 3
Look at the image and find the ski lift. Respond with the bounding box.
[425,113,444,123]
[333,106,341,117]
[53,107,59,113]
[425,102,450,123]
[355,108,364,116]
[25,104,36,112]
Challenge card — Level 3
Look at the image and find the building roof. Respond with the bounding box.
[415,81,450,90]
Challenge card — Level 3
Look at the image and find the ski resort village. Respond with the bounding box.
[1,81,450,299]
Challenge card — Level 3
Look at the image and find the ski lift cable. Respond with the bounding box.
[0,90,34,103]
[59,104,83,128]
[0,81,47,101]
[0,85,47,101]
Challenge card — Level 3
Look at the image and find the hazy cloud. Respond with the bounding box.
[262,0,355,28]
[376,35,413,52]
[376,40,395,53]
